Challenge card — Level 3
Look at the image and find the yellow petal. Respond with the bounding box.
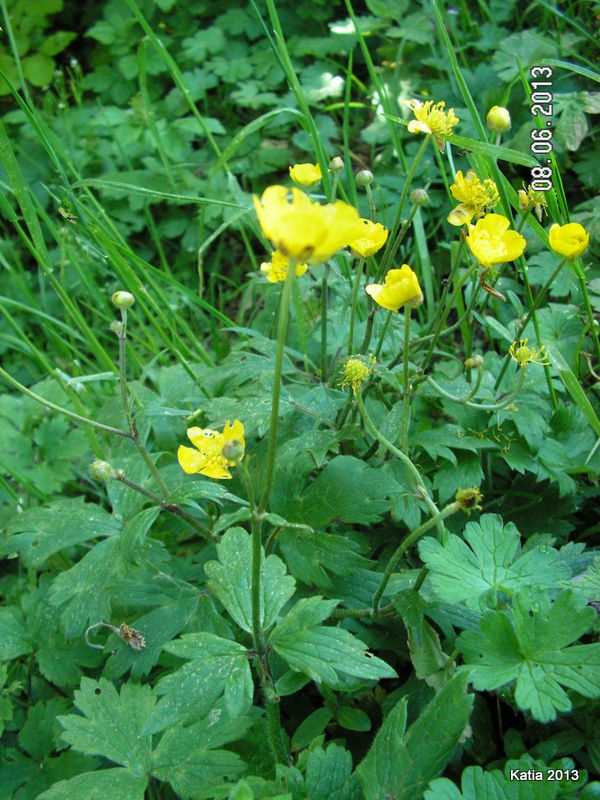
[178,445,207,474]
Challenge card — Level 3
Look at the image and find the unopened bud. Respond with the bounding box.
[486,105,511,133]
[89,460,117,481]
[110,320,124,337]
[464,354,484,369]
[355,169,373,187]
[111,290,135,308]
[455,487,483,514]
[329,156,344,172]
[410,188,429,206]
[221,438,245,464]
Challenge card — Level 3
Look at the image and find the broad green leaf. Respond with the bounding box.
[151,717,248,797]
[305,743,359,800]
[337,706,372,732]
[270,597,396,684]
[142,633,253,735]
[0,608,32,660]
[424,759,561,800]
[418,514,572,610]
[356,674,474,800]
[293,456,398,527]
[19,698,70,762]
[103,594,199,680]
[432,454,484,504]
[279,528,371,588]
[22,53,55,86]
[3,498,120,568]
[58,678,156,774]
[37,768,147,800]
[39,31,77,56]
[458,589,600,722]
[205,527,296,633]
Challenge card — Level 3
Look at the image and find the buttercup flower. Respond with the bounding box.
[405,98,459,151]
[339,355,376,393]
[260,250,308,283]
[447,169,499,226]
[253,185,362,264]
[509,339,550,369]
[289,162,322,186]
[486,106,511,133]
[178,420,245,480]
[348,219,388,258]
[465,214,526,268]
[548,222,589,261]
[365,265,423,311]
[518,184,547,222]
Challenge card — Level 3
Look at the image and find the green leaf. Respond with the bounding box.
[336,706,372,732]
[293,456,398,527]
[58,678,156,774]
[0,607,32,660]
[204,527,296,633]
[19,698,70,761]
[305,743,359,800]
[279,528,371,588]
[37,768,147,800]
[22,53,55,86]
[292,707,335,750]
[269,596,396,684]
[86,21,117,44]
[142,633,253,735]
[491,30,556,81]
[356,674,474,800]
[39,31,77,56]
[3,497,120,568]
[545,344,600,438]
[432,454,484,504]
[418,514,572,610]
[151,717,248,797]
[425,759,561,800]
[457,589,600,722]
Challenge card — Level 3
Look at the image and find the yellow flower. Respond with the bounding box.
[260,250,308,283]
[253,185,362,264]
[447,169,499,226]
[348,219,389,258]
[405,98,459,151]
[548,222,589,261]
[486,106,511,133]
[365,265,423,311]
[465,214,526,268]
[518,184,547,222]
[509,339,550,369]
[178,420,245,480]
[339,355,376,393]
[289,162,322,186]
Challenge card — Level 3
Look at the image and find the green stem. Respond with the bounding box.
[379,135,430,276]
[116,308,170,499]
[0,365,130,438]
[494,256,568,393]
[355,390,443,532]
[372,501,461,614]
[400,309,412,454]
[348,258,365,354]
[373,310,393,359]
[115,473,215,540]
[259,260,297,513]
[426,369,526,410]
[320,264,330,378]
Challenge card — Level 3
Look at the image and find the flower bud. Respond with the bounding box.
[329,156,344,172]
[486,106,511,133]
[89,460,117,481]
[221,438,245,464]
[111,290,135,308]
[455,487,483,514]
[464,354,484,369]
[355,169,373,187]
[410,188,429,206]
[109,320,124,337]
